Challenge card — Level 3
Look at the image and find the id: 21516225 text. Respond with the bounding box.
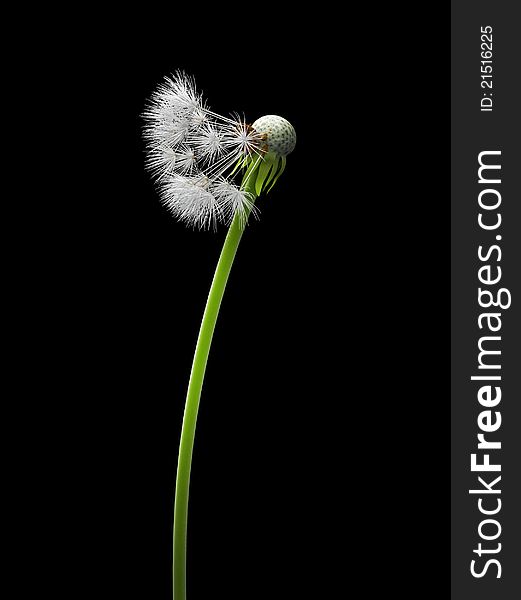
[480,26,493,112]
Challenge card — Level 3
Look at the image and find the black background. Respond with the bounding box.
[11,5,450,598]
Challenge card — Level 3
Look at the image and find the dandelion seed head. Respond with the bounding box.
[251,115,296,157]
[143,73,294,229]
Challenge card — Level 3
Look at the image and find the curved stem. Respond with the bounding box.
[173,181,257,600]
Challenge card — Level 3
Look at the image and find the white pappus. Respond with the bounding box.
[143,72,265,230]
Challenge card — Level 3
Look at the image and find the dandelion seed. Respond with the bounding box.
[167,72,203,115]
[211,179,258,227]
[188,122,224,163]
[221,116,264,158]
[144,114,191,148]
[190,106,209,128]
[145,145,197,180]
[160,175,221,231]
[145,145,177,180]
[171,146,197,175]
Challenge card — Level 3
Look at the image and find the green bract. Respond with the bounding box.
[234,151,286,196]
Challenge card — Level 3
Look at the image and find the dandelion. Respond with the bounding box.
[142,71,296,600]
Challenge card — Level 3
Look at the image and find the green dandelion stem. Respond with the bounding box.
[173,175,257,600]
